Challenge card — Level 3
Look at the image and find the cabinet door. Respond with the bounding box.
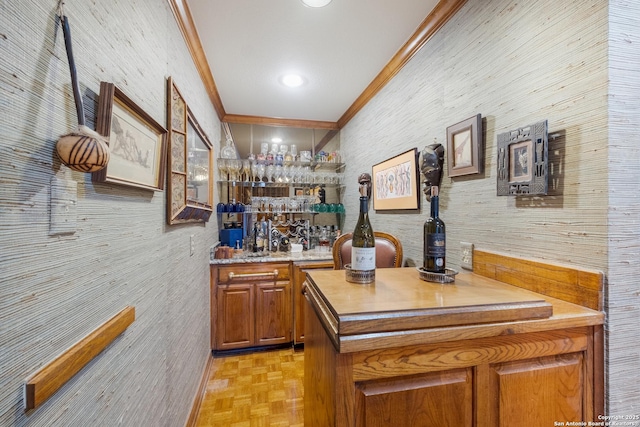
[255,281,291,346]
[216,284,254,350]
[292,261,333,344]
[354,368,473,427]
[481,352,584,426]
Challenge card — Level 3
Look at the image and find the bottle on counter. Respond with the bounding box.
[257,222,266,252]
[308,226,318,250]
[318,226,330,252]
[252,222,259,253]
[350,173,375,283]
[423,186,446,272]
[329,225,337,247]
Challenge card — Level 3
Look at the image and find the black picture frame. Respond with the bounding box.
[496,120,548,196]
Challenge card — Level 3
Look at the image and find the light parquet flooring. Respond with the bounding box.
[195,347,305,427]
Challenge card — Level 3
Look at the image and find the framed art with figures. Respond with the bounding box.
[372,148,420,211]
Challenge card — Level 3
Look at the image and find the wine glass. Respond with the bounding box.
[218,159,229,181]
[251,161,259,182]
[274,165,284,183]
[242,159,251,182]
[283,165,292,183]
[266,165,275,183]
[256,164,266,182]
[228,159,241,182]
[292,165,302,184]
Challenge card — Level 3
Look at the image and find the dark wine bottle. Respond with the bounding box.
[424,186,446,272]
[252,222,259,253]
[351,174,375,283]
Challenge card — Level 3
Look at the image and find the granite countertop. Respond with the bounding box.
[210,248,333,264]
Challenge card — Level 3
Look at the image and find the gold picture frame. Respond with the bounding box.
[92,82,167,190]
[165,77,214,224]
[372,148,420,211]
[446,114,482,177]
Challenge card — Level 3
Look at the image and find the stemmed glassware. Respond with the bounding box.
[218,159,229,181]
[283,165,292,183]
[274,165,284,183]
[242,159,251,182]
[228,159,241,182]
[266,165,275,183]
[251,161,259,182]
[257,164,266,182]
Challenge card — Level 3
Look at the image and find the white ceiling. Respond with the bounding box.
[186,0,440,123]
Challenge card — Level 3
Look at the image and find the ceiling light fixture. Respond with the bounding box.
[271,137,283,143]
[301,0,332,7]
[280,74,305,88]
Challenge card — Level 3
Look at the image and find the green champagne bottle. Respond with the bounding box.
[350,174,375,283]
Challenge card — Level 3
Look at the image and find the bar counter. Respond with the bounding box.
[303,267,604,426]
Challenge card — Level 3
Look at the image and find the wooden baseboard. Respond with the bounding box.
[185,352,214,427]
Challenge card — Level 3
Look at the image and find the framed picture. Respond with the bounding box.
[166,77,214,224]
[496,120,548,196]
[92,82,167,191]
[294,188,305,196]
[372,148,420,211]
[446,114,482,177]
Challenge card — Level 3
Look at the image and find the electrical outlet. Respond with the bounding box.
[461,242,474,270]
[190,235,195,256]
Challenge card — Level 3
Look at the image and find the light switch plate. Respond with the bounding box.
[50,177,77,235]
[461,242,474,270]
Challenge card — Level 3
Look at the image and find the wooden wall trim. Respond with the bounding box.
[168,0,226,120]
[24,306,135,411]
[169,0,466,130]
[223,114,339,130]
[473,249,604,311]
[337,0,468,128]
[185,353,214,427]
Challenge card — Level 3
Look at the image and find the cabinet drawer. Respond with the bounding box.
[218,263,290,283]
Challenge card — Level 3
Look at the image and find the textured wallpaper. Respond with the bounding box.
[340,0,638,413]
[0,0,220,425]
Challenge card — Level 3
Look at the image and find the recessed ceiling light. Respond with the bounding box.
[301,0,332,7]
[271,137,283,143]
[280,74,305,88]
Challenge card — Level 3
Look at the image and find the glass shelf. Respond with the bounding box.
[218,210,320,215]
[217,180,344,188]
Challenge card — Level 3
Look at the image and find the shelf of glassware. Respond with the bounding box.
[216,180,344,187]
[217,159,345,184]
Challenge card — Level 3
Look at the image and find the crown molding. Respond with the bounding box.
[337,0,467,128]
[169,0,466,129]
[223,114,339,130]
[168,0,226,120]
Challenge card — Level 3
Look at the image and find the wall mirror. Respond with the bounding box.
[166,77,214,224]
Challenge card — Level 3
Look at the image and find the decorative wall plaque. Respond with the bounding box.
[497,120,548,196]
